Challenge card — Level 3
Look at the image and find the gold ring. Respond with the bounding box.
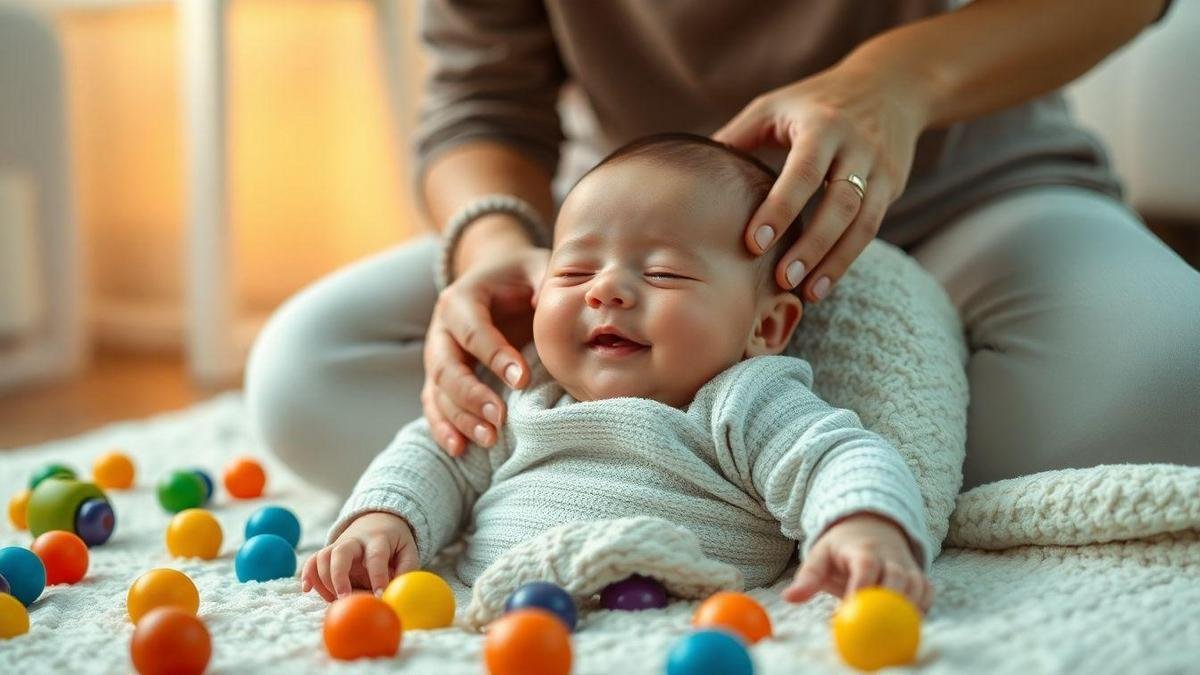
[827,173,867,201]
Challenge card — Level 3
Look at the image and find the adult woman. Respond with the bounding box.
[245,0,1197,498]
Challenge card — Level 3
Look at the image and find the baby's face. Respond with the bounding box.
[532,160,774,407]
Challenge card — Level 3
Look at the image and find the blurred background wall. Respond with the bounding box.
[59,0,426,352]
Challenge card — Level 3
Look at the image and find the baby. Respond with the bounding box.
[302,133,935,612]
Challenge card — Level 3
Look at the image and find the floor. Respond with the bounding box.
[0,347,236,449]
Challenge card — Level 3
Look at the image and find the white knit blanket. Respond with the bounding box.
[1,394,1196,674]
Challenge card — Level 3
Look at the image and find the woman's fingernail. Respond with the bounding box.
[473,424,489,445]
[812,276,831,299]
[504,364,521,386]
[785,260,806,288]
[754,224,775,251]
[483,403,500,425]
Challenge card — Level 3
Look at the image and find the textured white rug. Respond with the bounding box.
[2,393,1198,674]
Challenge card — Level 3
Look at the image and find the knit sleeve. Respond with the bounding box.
[325,416,508,568]
[412,0,567,206]
[704,356,934,572]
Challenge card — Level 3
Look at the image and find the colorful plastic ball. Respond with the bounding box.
[76,497,117,546]
[503,581,576,631]
[166,509,223,560]
[191,469,214,504]
[382,570,455,630]
[244,505,301,549]
[7,489,30,530]
[157,471,206,514]
[93,451,135,490]
[600,573,668,611]
[666,629,754,675]
[235,534,296,583]
[31,531,89,585]
[323,593,402,660]
[692,591,773,644]
[29,463,76,490]
[223,457,266,499]
[485,608,572,675]
[130,606,211,675]
[0,572,9,595]
[832,586,921,671]
[0,592,30,639]
[127,568,200,624]
[0,546,46,606]
[27,479,111,541]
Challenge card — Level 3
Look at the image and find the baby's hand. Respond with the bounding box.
[782,512,933,613]
[301,512,419,602]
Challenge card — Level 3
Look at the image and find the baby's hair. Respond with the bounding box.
[574,132,804,296]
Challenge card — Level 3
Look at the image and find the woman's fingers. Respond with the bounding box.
[442,294,530,390]
[796,174,889,303]
[746,131,842,261]
[435,388,489,453]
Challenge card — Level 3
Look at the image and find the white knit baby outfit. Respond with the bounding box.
[329,347,934,592]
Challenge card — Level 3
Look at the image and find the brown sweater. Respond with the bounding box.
[413,1,1158,247]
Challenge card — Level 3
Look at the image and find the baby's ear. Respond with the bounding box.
[745,292,803,357]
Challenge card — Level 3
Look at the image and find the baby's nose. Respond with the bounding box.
[585,274,637,308]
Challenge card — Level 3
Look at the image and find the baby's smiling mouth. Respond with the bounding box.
[586,328,650,356]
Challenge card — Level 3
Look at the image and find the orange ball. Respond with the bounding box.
[222,457,265,499]
[31,530,89,585]
[323,593,402,660]
[484,608,572,675]
[692,591,773,644]
[93,451,136,490]
[7,488,31,530]
[130,607,211,675]
[127,568,200,624]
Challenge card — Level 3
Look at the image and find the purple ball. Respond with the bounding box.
[75,498,116,546]
[0,572,9,595]
[600,574,668,611]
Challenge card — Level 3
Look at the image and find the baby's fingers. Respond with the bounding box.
[845,551,882,596]
[313,549,336,602]
[329,540,364,599]
[783,550,832,603]
[364,535,393,594]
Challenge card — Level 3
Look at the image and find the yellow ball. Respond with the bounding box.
[832,586,921,671]
[166,509,223,560]
[92,451,135,490]
[0,593,30,639]
[381,570,456,629]
[7,489,30,530]
[127,568,200,624]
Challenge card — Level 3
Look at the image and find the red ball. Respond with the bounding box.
[31,531,89,585]
[323,593,402,660]
[130,607,211,675]
[485,608,572,675]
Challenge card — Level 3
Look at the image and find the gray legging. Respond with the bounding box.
[244,186,1200,497]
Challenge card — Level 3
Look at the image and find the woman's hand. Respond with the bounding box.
[713,60,930,303]
[302,512,419,601]
[782,511,933,613]
[423,242,550,456]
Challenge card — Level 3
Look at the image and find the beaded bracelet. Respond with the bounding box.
[432,193,550,292]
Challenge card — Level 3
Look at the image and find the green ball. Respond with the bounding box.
[157,471,206,514]
[29,463,76,490]
[27,478,106,537]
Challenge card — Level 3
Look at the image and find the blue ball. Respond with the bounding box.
[503,581,577,632]
[244,506,301,549]
[666,630,754,675]
[235,534,296,583]
[0,572,10,595]
[0,546,47,606]
[75,497,116,547]
[192,469,215,505]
